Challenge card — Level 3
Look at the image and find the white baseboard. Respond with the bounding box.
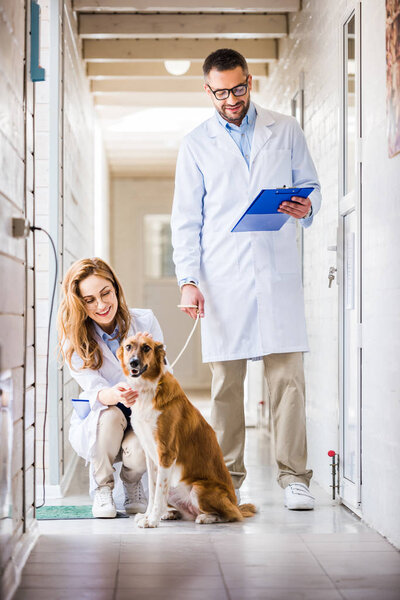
[2,520,39,600]
[60,452,79,496]
[35,452,80,501]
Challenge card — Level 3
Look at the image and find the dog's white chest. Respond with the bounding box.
[130,388,160,464]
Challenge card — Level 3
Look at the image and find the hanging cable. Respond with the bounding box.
[31,226,58,509]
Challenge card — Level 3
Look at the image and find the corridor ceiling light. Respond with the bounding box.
[164,60,191,76]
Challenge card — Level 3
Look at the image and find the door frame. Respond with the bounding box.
[338,2,363,514]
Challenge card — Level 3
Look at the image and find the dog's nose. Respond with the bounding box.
[129,357,140,368]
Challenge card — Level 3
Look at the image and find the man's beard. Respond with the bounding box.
[217,96,250,125]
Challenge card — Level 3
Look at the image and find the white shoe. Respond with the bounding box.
[92,485,117,518]
[123,480,147,514]
[285,482,315,510]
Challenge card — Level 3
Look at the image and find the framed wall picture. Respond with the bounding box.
[386,0,400,158]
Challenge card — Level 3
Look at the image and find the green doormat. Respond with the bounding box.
[36,505,129,520]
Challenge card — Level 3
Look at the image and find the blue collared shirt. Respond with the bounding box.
[93,321,134,419]
[216,101,257,168]
[93,322,120,358]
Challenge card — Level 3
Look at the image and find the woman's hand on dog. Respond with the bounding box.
[98,383,138,407]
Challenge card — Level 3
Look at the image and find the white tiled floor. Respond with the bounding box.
[14,398,400,600]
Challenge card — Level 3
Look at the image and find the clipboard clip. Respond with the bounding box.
[275,186,297,194]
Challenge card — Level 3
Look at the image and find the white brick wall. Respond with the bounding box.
[35,0,107,499]
[360,0,400,548]
[258,0,346,494]
[35,0,50,498]
[258,0,400,548]
[0,0,37,596]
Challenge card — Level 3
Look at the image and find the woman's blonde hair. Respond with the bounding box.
[58,257,131,370]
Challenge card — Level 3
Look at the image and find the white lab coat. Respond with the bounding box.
[67,308,164,497]
[171,103,322,363]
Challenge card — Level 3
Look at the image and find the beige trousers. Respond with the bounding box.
[209,352,313,490]
[91,406,146,489]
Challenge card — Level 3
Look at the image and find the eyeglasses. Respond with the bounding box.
[83,288,115,308]
[207,76,249,101]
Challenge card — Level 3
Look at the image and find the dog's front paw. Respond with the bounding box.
[161,508,181,521]
[136,514,159,528]
[134,511,147,523]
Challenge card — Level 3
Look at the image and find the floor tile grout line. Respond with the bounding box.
[112,536,122,600]
[212,532,232,600]
[302,540,347,600]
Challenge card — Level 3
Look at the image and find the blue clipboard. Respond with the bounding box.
[231,187,314,232]
[71,398,91,420]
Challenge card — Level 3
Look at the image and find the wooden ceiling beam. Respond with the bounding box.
[79,13,287,39]
[73,1,300,13]
[94,92,218,106]
[83,38,277,61]
[91,78,260,92]
[87,61,269,77]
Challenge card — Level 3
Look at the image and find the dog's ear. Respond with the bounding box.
[116,345,124,364]
[155,342,166,363]
[116,345,129,376]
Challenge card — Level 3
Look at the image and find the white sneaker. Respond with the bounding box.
[285,482,315,510]
[123,480,147,514]
[92,485,117,518]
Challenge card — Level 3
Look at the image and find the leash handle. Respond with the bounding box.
[177,304,198,309]
[170,305,200,369]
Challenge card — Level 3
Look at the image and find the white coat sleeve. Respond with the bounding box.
[171,137,205,283]
[67,352,110,411]
[148,310,173,374]
[148,311,164,344]
[290,118,322,229]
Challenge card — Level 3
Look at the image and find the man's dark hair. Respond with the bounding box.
[202,48,249,78]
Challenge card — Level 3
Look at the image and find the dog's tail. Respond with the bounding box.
[238,503,257,518]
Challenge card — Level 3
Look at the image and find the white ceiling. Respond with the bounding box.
[72,0,300,176]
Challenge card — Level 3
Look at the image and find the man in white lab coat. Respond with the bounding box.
[171,49,321,510]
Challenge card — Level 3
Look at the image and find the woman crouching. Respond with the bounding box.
[58,257,165,518]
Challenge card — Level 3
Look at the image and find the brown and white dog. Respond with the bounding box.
[117,333,256,528]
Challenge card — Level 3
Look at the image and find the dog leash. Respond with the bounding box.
[170,305,200,369]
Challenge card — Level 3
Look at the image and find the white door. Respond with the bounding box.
[338,5,363,512]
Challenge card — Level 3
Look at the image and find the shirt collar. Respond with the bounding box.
[216,101,256,132]
[93,321,119,342]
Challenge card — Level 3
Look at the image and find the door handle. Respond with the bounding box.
[328,267,337,288]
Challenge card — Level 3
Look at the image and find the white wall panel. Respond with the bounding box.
[258,0,345,491]
[0,3,37,584]
[0,8,24,98]
[359,0,400,549]
[34,0,103,494]
[11,367,24,423]
[258,0,400,548]
[0,202,25,260]
[0,72,24,157]
[0,142,25,211]
[11,421,24,480]
[0,256,24,314]
[0,315,24,370]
